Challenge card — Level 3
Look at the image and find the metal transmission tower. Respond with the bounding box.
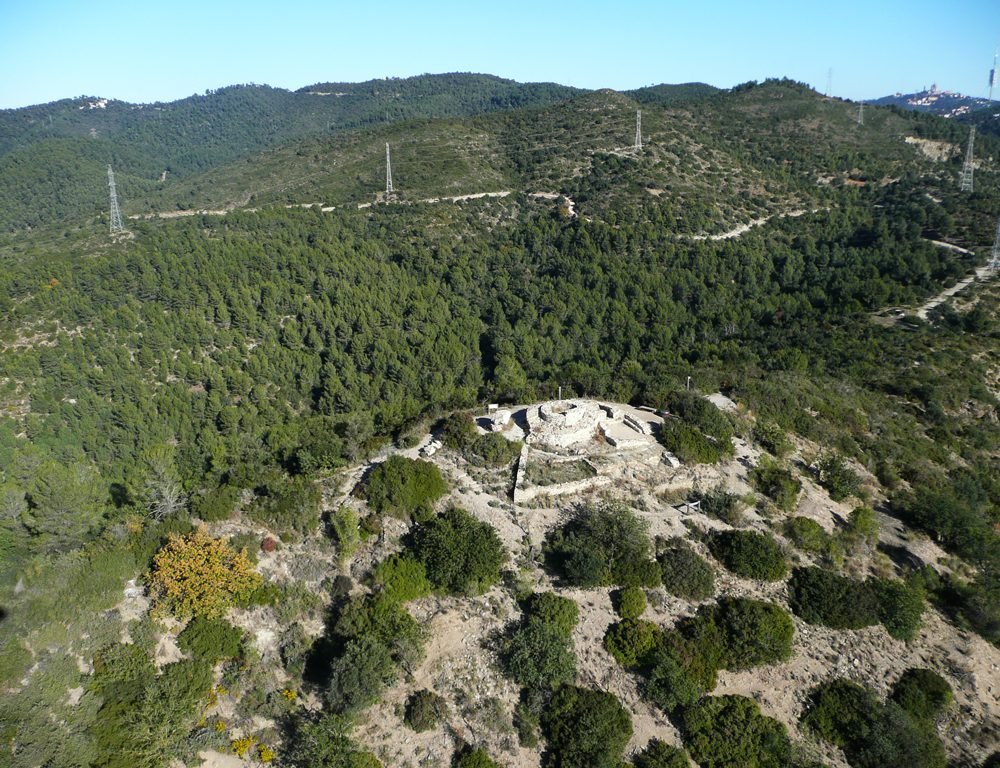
[825,68,833,98]
[384,142,394,198]
[960,126,976,193]
[856,101,864,125]
[990,50,998,101]
[989,217,1000,271]
[634,110,642,153]
[107,165,125,234]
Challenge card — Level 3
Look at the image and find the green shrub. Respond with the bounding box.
[816,453,862,502]
[452,746,499,768]
[854,702,947,768]
[659,419,731,465]
[874,579,925,642]
[658,539,716,600]
[615,586,646,620]
[248,474,320,537]
[544,501,657,588]
[661,390,735,450]
[93,642,156,691]
[334,594,425,669]
[514,701,540,747]
[627,597,793,714]
[405,689,446,732]
[359,455,448,520]
[249,474,322,538]
[789,568,924,640]
[438,414,522,467]
[541,684,633,768]
[524,592,579,637]
[439,412,478,451]
[500,619,577,692]
[641,639,710,713]
[92,655,213,768]
[284,711,384,768]
[192,483,239,522]
[843,506,879,552]
[753,421,792,458]
[712,597,795,670]
[788,567,880,630]
[468,433,521,467]
[694,484,744,526]
[176,616,243,663]
[680,695,791,768]
[280,623,311,679]
[374,554,432,604]
[803,679,947,768]
[784,517,829,554]
[0,641,32,686]
[411,507,506,596]
[750,457,802,511]
[326,635,398,714]
[890,668,952,722]
[802,679,880,748]
[328,506,361,559]
[707,530,788,581]
[603,619,660,669]
[634,739,691,768]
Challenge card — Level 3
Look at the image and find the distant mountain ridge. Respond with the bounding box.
[0,73,583,231]
[3,74,999,234]
[872,85,994,118]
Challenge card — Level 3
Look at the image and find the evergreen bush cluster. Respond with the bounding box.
[788,567,925,641]
[544,501,660,587]
[657,539,716,600]
[657,390,735,464]
[803,677,947,768]
[707,530,788,581]
[605,597,795,715]
[358,455,448,521]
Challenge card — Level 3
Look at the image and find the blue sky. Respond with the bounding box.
[1,0,998,108]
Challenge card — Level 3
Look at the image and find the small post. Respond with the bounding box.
[686,376,692,391]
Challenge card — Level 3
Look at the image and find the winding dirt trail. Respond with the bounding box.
[688,208,817,241]
[916,262,996,319]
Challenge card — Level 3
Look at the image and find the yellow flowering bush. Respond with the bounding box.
[150,528,262,618]
[232,736,255,758]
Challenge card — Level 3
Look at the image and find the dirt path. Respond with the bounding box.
[689,208,816,241]
[916,263,996,319]
[133,188,583,221]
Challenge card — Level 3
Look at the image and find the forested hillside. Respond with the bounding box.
[1,76,998,768]
[0,73,580,231]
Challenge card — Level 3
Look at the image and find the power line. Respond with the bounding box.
[107,165,125,235]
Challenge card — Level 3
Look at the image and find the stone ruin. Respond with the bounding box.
[522,399,655,451]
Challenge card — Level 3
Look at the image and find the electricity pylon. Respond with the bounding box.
[989,217,1000,271]
[960,126,976,193]
[107,165,125,234]
[385,143,394,198]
